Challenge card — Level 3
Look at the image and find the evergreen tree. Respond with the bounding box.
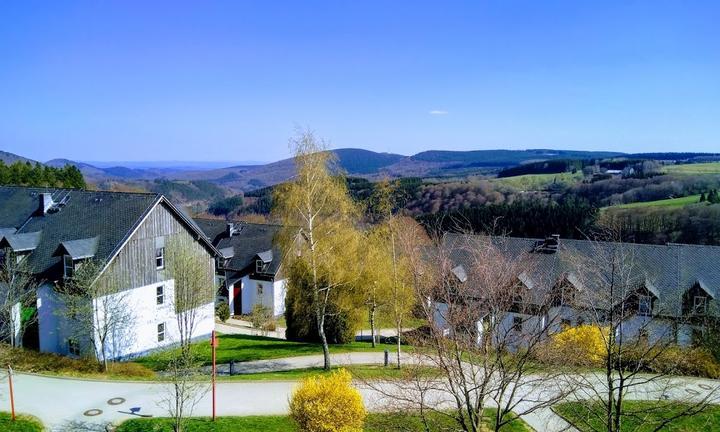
[700,192,707,203]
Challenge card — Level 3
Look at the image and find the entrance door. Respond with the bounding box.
[233,284,242,316]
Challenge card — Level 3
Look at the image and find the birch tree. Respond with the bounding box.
[162,235,214,432]
[0,255,38,347]
[274,129,362,370]
[57,259,133,372]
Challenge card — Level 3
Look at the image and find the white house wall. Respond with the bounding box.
[272,279,287,316]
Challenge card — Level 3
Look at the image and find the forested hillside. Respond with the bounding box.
[0,161,86,189]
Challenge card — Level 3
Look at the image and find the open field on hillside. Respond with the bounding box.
[116,410,531,432]
[606,194,703,210]
[554,401,720,431]
[135,333,389,371]
[492,171,583,190]
[664,162,720,174]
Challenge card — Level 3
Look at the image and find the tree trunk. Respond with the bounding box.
[369,306,376,348]
[396,318,402,369]
[318,310,331,370]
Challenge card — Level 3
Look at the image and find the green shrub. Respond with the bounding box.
[216,302,231,322]
[641,346,720,379]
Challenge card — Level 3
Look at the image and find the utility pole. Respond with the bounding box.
[7,365,15,421]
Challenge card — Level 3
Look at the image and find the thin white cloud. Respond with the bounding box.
[429,110,448,115]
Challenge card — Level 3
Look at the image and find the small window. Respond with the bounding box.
[155,247,165,269]
[257,283,264,296]
[157,323,165,342]
[256,260,264,273]
[561,319,572,329]
[156,285,164,305]
[68,339,80,356]
[638,295,652,316]
[512,316,523,331]
[63,255,75,279]
[694,296,708,315]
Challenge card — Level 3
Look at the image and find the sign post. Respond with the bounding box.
[211,331,217,421]
[7,365,15,421]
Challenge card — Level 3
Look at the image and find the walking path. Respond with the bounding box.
[2,353,719,431]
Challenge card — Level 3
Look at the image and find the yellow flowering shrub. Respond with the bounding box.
[550,324,608,366]
[289,368,366,432]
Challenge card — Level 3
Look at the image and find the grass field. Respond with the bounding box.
[0,412,44,432]
[135,333,390,371]
[664,162,720,175]
[116,410,531,432]
[554,401,720,431]
[221,364,440,381]
[606,194,703,210]
[492,171,583,190]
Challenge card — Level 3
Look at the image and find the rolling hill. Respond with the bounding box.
[1,150,39,165]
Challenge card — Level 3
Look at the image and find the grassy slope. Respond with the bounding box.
[117,410,531,432]
[555,401,720,432]
[606,194,703,210]
[0,413,44,432]
[220,365,440,381]
[135,333,389,370]
[664,162,720,175]
[492,172,583,190]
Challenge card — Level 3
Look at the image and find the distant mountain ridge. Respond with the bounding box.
[0,150,40,165]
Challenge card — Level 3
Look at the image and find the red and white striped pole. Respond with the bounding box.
[7,365,15,422]
[211,330,217,421]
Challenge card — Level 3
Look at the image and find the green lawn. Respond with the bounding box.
[664,162,720,175]
[606,194,704,210]
[0,412,44,432]
[221,364,441,381]
[116,410,530,431]
[554,401,720,432]
[492,172,583,190]
[135,333,390,371]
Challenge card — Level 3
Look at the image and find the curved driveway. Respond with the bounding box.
[1,353,719,432]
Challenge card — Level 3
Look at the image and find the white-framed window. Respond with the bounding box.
[512,316,522,331]
[155,247,165,269]
[63,255,75,279]
[156,285,164,305]
[157,322,165,342]
[256,260,264,273]
[68,339,80,356]
[638,295,652,316]
[694,296,708,315]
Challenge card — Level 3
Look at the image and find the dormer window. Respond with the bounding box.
[63,255,75,279]
[638,295,652,317]
[256,260,264,274]
[694,296,708,315]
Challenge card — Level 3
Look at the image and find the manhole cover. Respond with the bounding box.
[84,409,103,417]
[685,388,700,395]
[107,397,126,406]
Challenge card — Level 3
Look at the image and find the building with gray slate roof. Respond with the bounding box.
[436,233,720,347]
[0,186,218,359]
[193,218,286,317]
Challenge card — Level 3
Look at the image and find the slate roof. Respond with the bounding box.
[193,218,282,277]
[442,233,720,318]
[0,186,217,281]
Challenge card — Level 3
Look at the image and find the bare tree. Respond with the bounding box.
[56,259,134,371]
[562,227,720,432]
[368,233,571,432]
[161,235,214,432]
[0,255,38,347]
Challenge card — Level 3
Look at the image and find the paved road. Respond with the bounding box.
[2,353,719,432]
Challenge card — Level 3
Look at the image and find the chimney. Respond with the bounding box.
[39,193,54,215]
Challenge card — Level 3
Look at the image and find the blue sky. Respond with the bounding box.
[1,1,719,163]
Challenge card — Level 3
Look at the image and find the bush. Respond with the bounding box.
[216,302,230,322]
[547,325,608,367]
[624,345,720,379]
[250,304,273,331]
[289,369,366,432]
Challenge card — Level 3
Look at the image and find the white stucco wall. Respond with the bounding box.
[38,279,214,359]
[239,276,286,316]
